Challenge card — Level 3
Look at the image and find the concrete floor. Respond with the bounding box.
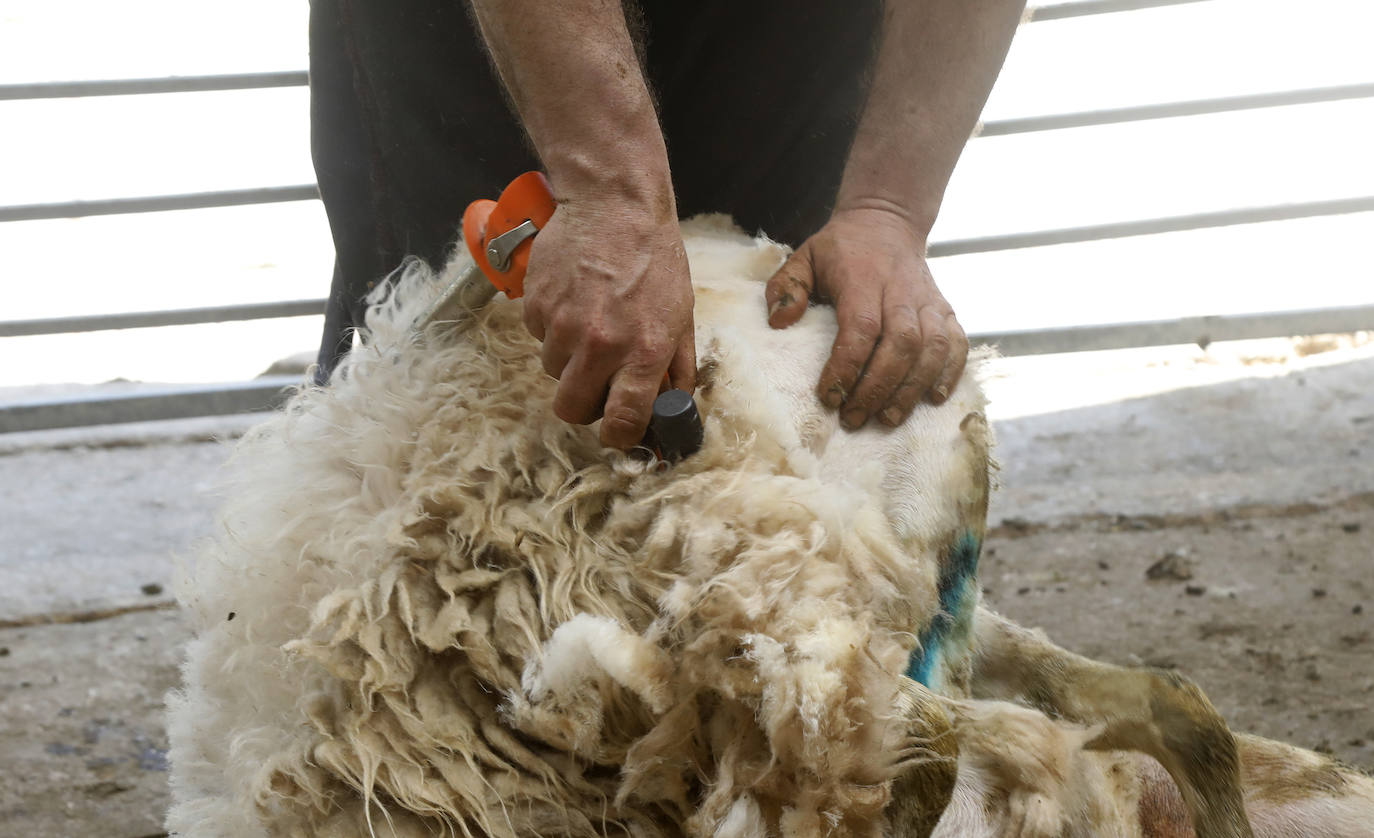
[1,336,1371,837]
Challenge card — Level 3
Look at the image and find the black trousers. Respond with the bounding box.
[310,0,883,377]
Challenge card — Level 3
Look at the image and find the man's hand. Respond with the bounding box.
[467,0,693,449]
[760,0,1021,430]
[764,206,968,430]
[523,197,696,450]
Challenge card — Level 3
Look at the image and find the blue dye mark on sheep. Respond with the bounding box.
[906,530,982,688]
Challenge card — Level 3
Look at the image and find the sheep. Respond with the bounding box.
[166,216,1374,837]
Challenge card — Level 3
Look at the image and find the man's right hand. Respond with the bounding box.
[465,0,694,449]
[521,195,696,451]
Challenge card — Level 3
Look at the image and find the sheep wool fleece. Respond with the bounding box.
[166,216,994,838]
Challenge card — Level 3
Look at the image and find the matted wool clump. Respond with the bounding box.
[166,216,993,838]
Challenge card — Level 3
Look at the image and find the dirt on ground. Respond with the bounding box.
[981,491,1374,774]
[0,607,181,838]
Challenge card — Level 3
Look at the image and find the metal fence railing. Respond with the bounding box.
[978,82,1374,136]
[1025,0,1209,21]
[2,0,1372,432]
[927,196,1374,258]
[0,378,303,434]
[0,300,326,338]
[0,71,308,102]
[8,302,1374,434]
[0,185,320,224]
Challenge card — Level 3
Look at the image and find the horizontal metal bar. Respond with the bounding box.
[1026,0,1210,22]
[0,377,301,434]
[5,82,1366,225]
[0,1,1195,103]
[0,72,308,101]
[0,185,320,223]
[928,196,1374,258]
[974,305,1374,356]
[3,196,1369,337]
[980,83,1374,136]
[0,2,1192,106]
[5,305,1371,432]
[0,300,325,338]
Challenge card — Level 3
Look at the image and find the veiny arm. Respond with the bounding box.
[466,0,694,450]
[766,0,1026,429]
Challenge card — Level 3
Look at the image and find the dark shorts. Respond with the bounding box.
[310,0,882,376]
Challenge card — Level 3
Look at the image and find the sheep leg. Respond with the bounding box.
[1231,733,1374,837]
[969,608,1254,838]
[1111,731,1374,837]
[924,705,1374,837]
[885,678,960,838]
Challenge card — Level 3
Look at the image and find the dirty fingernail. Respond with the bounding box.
[880,406,903,426]
[932,384,950,403]
[823,386,845,409]
[768,293,792,320]
[842,408,867,429]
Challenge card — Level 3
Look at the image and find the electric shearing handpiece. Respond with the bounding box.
[416,172,702,461]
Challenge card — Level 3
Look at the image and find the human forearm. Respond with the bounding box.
[838,0,1026,238]
[464,0,694,450]
[466,0,672,215]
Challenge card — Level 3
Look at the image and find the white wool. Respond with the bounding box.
[522,613,674,714]
[713,795,766,838]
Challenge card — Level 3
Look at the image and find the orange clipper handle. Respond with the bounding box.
[462,171,557,299]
